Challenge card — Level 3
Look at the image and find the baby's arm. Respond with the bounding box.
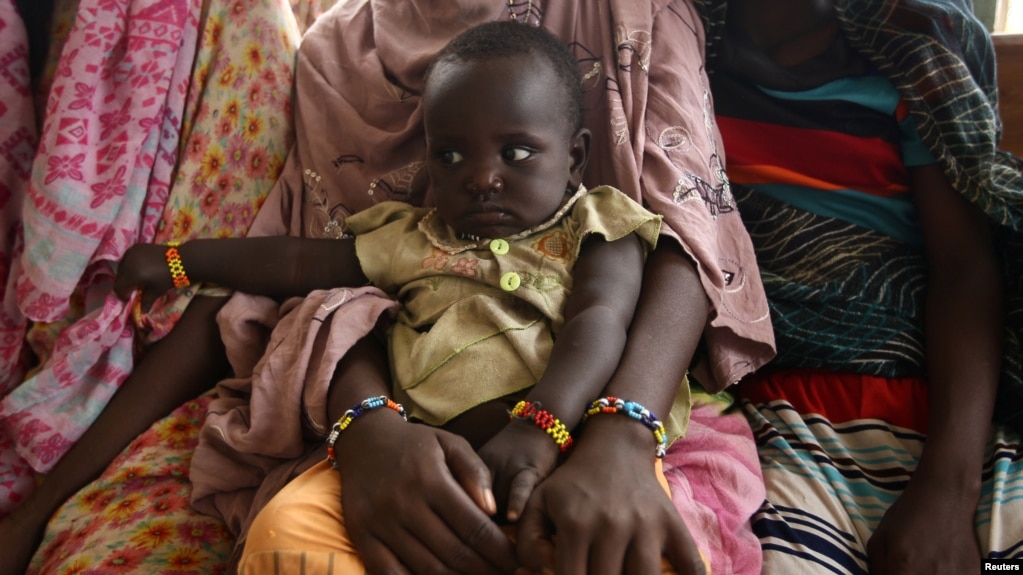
[478,231,646,520]
[867,163,1002,574]
[115,236,368,303]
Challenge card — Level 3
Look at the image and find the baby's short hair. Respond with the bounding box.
[424,21,584,133]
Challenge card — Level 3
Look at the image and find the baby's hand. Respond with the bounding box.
[477,421,562,523]
[114,243,175,306]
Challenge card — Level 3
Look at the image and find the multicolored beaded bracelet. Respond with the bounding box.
[509,400,574,452]
[325,395,407,469]
[583,396,668,458]
[165,241,191,289]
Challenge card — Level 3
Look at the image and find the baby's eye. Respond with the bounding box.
[439,150,464,165]
[502,147,533,162]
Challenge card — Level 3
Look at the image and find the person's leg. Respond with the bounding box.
[739,369,928,575]
[0,296,229,575]
[239,460,367,574]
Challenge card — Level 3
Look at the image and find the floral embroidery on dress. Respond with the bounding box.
[450,257,480,278]
[532,230,571,260]
[422,248,452,271]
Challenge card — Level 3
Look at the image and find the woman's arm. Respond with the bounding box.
[517,242,710,575]
[479,232,647,519]
[114,236,367,303]
[867,164,1002,575]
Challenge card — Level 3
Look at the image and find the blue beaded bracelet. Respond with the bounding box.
[582,396,668,458]
[325,395,407,469]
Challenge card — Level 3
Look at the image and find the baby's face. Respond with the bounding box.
[423,55,583,239]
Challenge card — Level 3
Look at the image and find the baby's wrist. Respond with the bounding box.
[509,400,574,453]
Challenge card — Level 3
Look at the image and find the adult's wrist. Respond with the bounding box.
[572,411,664,463]
[332,399,408,461]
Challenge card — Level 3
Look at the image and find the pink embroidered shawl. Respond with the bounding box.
[0,0,202,484]
[0,0,38,513]
[189,1,774,566]
[0,1,35,399]
[244,0,775,389]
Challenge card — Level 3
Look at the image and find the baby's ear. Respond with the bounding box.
[568,127,591,186]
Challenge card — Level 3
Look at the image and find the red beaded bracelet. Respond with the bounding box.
[165,241,190,289]
[509,400,574,452]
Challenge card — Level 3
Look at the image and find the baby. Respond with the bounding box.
[116,21,680,526]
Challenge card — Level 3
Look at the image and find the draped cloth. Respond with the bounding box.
[0,0,38,513]
[0,0,202,489]
[188,1,772,572]
[697,0,1023,431]
[20,1,304,570]
[0,0,300,516]
[248,0,775,390]
[690,0,1023,571]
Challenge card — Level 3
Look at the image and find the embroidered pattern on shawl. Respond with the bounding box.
[0,0,38,515]
[187,4,773,572]
[259,0,774,390]
[0,0,202,483]
[0,1,36,397]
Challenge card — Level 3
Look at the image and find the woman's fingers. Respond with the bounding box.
[437,434,518,572]
[661,517,707,575]
[515,493,556,573]
[443,432,498,516]
[342,426,516,575]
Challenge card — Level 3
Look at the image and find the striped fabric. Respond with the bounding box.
[713,72,932,245]
[691,1,1023,571]
[739,370,1023,573]
[697,0,1023,432]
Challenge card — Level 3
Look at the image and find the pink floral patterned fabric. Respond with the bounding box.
[138,0,301,342]
[27,393,234,575]
[0,1,36,406]
[0,0,302,523]
[0,0,203,503]
[19,0,302,567]
[0,0,39,513]
[17,0,201,322]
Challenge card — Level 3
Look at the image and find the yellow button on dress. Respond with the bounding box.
[500,271,521,291]
[489,238,510,255]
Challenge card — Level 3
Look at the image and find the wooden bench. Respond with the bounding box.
[995,33,1023,157]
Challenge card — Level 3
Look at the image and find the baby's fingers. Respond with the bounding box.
[505,467,542,522]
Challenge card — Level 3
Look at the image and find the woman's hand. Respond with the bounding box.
[337,410,519,575]
[515,417,706,575]
[478,420,561,523]
[867,465,982,575]
[113,243,174,306]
